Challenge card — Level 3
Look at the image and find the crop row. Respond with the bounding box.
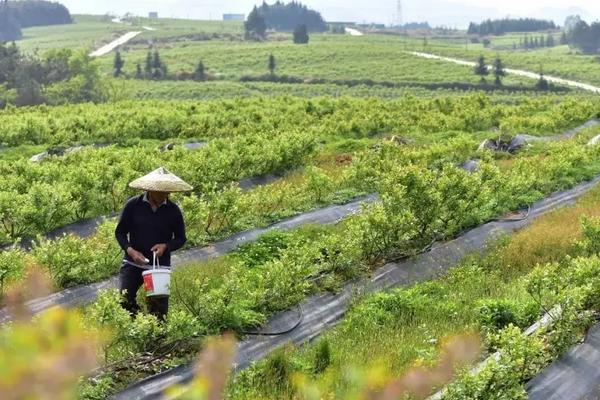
[0,135,477,294]
[77,137,600,398]
[0,129,315,245]
[3,94,595,244]
[231,186,600,399]
[0,95,597,147]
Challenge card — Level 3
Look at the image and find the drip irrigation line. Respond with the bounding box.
[239,305,304,336]
[493,204,532,222]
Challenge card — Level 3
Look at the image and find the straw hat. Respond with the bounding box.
[129,167,193,193]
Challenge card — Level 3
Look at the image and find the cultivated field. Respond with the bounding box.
[4,12,600,400]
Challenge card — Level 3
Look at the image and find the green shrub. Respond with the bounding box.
[234,230,295,268]
[312,338,331,374]
[576,216,600,255]
[477,299,540,335]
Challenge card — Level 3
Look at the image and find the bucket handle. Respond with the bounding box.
[152,251,160,270]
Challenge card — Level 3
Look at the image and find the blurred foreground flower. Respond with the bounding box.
[0,267,103,400]
[165,333,237,400]
[295,332,481,400]
[167,332,479,400]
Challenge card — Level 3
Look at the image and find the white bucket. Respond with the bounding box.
[143,268,171,297]
[142,252,171,297]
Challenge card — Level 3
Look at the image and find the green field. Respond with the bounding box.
[4,13,600,400]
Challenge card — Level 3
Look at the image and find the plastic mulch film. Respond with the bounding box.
[527,323,600,400]
[112,175,600,400]
[0,194,377,324]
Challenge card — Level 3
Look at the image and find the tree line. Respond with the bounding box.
[0,0,72,41]
[468,18,556,36]
[0,42,106,107]
[562,16,600,54]
[515,34,557,49]
[114,49,280,81]
[245,1,326,40]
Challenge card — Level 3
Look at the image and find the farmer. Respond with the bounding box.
[115,167,192,320]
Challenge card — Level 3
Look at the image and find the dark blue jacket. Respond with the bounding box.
[115,194,186,267]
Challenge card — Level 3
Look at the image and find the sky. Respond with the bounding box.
[59,0,598,27]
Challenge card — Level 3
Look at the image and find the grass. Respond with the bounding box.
[405,35,600,88]
[99,34,534,86]
[17,15,125,52]
[16,15,244,53]
[228,182,600,400]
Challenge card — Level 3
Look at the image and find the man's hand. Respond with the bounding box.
[127,247,148,265]
[151,243,168,258]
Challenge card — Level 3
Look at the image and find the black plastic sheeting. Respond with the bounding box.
[0,195,376,324]
[527,322,600,399]
[111,175,600,400]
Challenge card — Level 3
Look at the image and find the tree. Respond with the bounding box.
[113,50,124,77]
[492,57,506,86]
[546,34,555,47]
[194,60,205,81]
[135,63,142,79]
[293,24,309,44]
[474,55,489,83]
[245,6,266,40]
[0,0,21,41]
[268,54,276,75]
[152,50,161,69]
[524,36,530,49]
[468,18,556,36]
[560,31,568,45]
[144,51,152,78]
[253,1,327,32]
[536,73,549,90]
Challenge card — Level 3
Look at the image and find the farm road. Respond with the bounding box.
[89,25,155,57]
[345,27,364,36]
[409,51,600,93]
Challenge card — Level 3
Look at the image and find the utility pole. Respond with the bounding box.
[394,0,403,28]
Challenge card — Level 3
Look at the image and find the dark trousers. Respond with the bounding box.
[119,263,169,320]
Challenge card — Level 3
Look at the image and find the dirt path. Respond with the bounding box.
[409,51,600,93]
[345,27,364,36]
[89,31,142,57]
[89,24,155,57]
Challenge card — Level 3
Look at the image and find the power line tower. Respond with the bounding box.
[393,0,403,27]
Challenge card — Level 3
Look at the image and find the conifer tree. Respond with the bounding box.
[113,50,124,77]
[194,60,205,81]
[268,54,276,75]
[493,57,506,86]
[474,55,489,83]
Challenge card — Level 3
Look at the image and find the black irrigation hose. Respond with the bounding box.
[239,304,304,336]
[492,204,532,222]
